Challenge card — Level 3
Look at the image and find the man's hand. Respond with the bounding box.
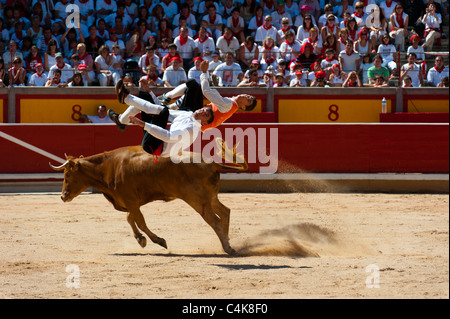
[129,116,145,128]
[200,60,209,73]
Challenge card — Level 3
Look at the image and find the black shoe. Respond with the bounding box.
[108,109,126,131]
[115,79,129,104]
[157,93,171,105]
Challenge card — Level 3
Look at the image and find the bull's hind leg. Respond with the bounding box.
[190,201,236,256]
[212,197,231,241]
[128,206,167,249]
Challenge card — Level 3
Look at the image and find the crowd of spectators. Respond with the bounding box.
[0,0,448,89]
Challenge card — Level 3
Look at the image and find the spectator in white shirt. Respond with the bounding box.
[162,57,187,87]
[422,3,442,51]
[188,57,204,84]
[28,63,48,86]
[174,26,198,68]
[400,52,423,87]
[216,28,240,60]
[255,15,280,45]
[427,56,449,87]
[213,52,244,87]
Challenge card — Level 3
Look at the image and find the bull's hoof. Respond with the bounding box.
[225,247,237,256]
[158,238,168,249]
[137,236,147,248]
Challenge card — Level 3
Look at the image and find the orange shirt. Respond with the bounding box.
[201,101,239,131]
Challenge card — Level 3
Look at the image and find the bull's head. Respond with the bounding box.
[49,156,86,203]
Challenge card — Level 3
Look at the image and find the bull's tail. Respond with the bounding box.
[215,138,248,171]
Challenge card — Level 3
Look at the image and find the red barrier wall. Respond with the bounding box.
[0,123,448,174]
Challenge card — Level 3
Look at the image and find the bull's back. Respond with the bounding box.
[107,147,220,204]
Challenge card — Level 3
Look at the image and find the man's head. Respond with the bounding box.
[235,94,257,111]
[435,56,444,68]
[194,107,215,125]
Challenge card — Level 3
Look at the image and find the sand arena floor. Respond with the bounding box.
[0,192,448,299]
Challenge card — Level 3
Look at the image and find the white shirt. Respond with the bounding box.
[195,37,216,55]
[427,66,449,87]
[160,0,178,19]
[407,45,425,61]
[200,73,234,113]
[188,67,202,84]
[162,66,187,87]
[255,25,279,43]
[401,63,422,87]
[87,116,113,123]
[213,62,243,87]
[339,50,360,73]
[173,36,197,60]
[28,71,48,86]
[96,0,118,19]
[48,63,73,83]
[144,110,201,158]
[423,12,442,30]
[216,36,240,56]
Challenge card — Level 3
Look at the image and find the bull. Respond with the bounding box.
[50,141,246,255]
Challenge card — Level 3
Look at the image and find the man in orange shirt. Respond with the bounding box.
[158,60,257,131]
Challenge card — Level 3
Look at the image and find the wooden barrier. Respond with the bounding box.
[1,87,448,124]
[0,123,447,174]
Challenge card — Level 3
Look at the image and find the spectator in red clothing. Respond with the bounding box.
[161,43,183,73]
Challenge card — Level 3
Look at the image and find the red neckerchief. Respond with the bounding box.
[89,35,98,42]
[256,16,263,27]
[104,0,112,6]
[209,14,216,24]
[325,56,333,62]
[308,37,317,44]
[263,23,272,30]
[53,78,60,84]
[281,26,290,33]
[232,16,239,28]
[339,38,346,45]
[435,65,445,73]
[147,74,158,81]
[354,11,363,18]
[285,38,295,46]
[179,35,188,46]
[145,54,153,66]
[386,1,392,8]
[198,35,209,43]
[278,10,285,15]
[345,49,353,56]
[15,31,23,41]
[79,52,89,60]
[327,24,335,34]
[224,34,233,46]
[44,36,51,45]
[396,13,404,28]
[349,29,357,40]
[264,44,273,51]
[348,80,357,87]
[57,63,66,70]
[36,72,44,78]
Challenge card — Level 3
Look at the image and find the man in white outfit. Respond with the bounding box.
[108,80,214,158]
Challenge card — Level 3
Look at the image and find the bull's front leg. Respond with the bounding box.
[127,212,147,248]
[128,207,167,250]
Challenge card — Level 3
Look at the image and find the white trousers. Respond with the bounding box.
[119,94,165,124]
[98,71,121,86]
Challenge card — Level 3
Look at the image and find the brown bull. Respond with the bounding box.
[50,142,246,255]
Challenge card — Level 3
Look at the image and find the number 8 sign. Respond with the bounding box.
[328,104,339,122]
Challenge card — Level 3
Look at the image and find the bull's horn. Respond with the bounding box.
[49,160,70,171]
